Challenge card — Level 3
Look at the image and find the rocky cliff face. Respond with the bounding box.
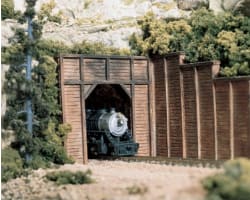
[3,0,206,48]
[2,0,247,48]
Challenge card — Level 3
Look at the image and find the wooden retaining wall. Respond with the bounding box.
[59,53,250,163]
[152,53,250,159]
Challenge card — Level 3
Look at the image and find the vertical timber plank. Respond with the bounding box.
[165,54,183,158]
[60,56,66,148]
[164,58,171,157]
[233,80,250,157]
[194,67,201,159]
[134,85,150,156]
[215,80,230,159]
[213,82,218,160]
[180,70,186,158]
[229,81,234,159]
[64,85,83,163]
[152,56,168,156]
[131,58,136,141]
[182,67,198,159]
[80,56,88,164]
[149,60,156,156]
[197,64,215,159]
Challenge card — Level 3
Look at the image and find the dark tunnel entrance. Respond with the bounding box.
[85,84,138,158]
[85,84,132,129]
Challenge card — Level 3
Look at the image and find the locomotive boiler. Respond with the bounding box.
[86,108,139,157]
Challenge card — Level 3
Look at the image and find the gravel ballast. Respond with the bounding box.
[1,159,219,200]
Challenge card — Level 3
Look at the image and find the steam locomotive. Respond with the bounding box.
[86,108,139,157]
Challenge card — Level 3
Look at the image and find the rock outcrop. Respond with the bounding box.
[2,0,247,48]
[4,0,192,48]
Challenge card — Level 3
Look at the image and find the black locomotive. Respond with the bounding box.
[86,108,139,157]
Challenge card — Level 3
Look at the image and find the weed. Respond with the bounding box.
[45,169,93,185]
[202,158,250,200]
[84,0,92,9]
[1,147,24,182]
[127,184,148,195]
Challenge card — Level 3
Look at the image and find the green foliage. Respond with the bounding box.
[45,170,93,185]
[2,0,73,181]
[1,147,24,182]
[70,40,131,55]
[1,0,14,20]
[202,158,250,200]
[84,0,92,9]
[130,9,250,76]
[2,0,131,182]
[127,184,148,195]
[38,0,62,24]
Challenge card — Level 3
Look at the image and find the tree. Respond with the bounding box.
[1,0,15,20]
[2,0,72,171]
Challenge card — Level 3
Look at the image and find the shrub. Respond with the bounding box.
[130,9,250,77]
[2,0,74,177]
[45,170,93,185]
[38,0,62,24]
[1,0,15,20]
[1,147,24,182]
[127,184,148,195]
[202,158,250,200]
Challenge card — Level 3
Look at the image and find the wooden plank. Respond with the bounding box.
[80,56,88,164]
[63,58,80,80]
[83,58,106,81]
[214,80,230,159]
[182,67,198,159]
[213,82,218,160]
[194,67,201,159]
[152,57,168,156]
[120,84,131,98]
[65,80,150,85]
[180,70,186,158]
[84,84,97,99]
[133,59,148,81]
[232,81,250,158]
[134,85,150,156]
[63,85,83,163]
[197,65,215,159]
[164,58,170,157]
[109,59,130,81]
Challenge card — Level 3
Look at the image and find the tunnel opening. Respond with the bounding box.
[85,84,132,129]
[85,84,138,158]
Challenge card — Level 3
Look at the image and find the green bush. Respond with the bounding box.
[1,147,24,182]
[127,184,148,195]
[2,0,74,176]
[38,0,62,24]
[45,170,93,185]
[1,0,15,20]
[130,9,250,77]
[202,158,250,200]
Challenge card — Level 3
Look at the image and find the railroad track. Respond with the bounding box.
[93,156,225,168]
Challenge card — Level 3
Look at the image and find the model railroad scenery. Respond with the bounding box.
[1,0,250,200]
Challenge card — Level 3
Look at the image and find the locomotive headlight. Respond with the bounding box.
[117,119,124,127]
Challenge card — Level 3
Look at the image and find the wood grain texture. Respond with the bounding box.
[63,85,83,163]
[134,85,150,156]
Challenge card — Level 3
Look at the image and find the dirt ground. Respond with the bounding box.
[1,160,219,200]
